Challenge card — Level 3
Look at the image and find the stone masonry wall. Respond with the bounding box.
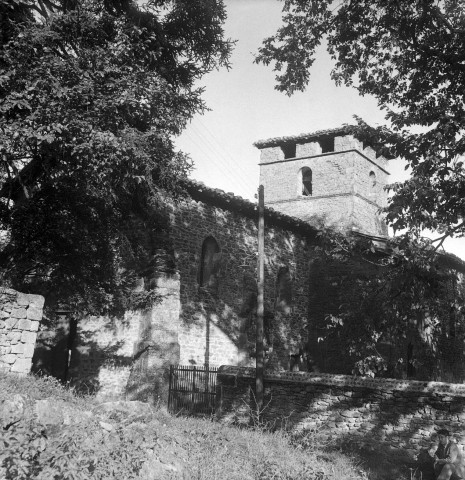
[169,195,316,371]
[217,367,465,460]
[264,195,354,231]
[63,188,321,401]
[66,190,320,400]
[68,187,356,397]
[69,273,180,403]
[259,135,389,236]
[70,312,140,399]
[168,187,458,379]
[353,195,388,236]
[0,288,44,375]
[261,151,358,203]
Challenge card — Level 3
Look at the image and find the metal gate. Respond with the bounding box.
[168,365,218,415]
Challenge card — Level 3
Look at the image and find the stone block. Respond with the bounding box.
[363,146,377,161]
[0,394,26,428]
[5,318,17,329]
[17,319,31,330]
[27,294,45,310]
[0,310,9,319]
[29,321,40,332]
[296,141,321,157]
[27,306,43,321]
[0,287,18,296]
[0,346,10,355]
[21,331,37,344]
[11,343,24,354]
[16,293,30,306]
[7,331,21,343]
[23,343,35,358]
[2,304,12,313]
[11,357,32,374]
[1,353,16,364]
[260,146,283,163]
[11,308,27,319]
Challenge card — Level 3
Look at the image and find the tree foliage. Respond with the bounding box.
[0,0,232,313]
[256,0,465,245]
[315,230,465,379]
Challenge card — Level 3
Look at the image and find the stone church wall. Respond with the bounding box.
[30,182,465,402]
[32,186,329,402]
[62,189,325,401]
[0,288,44,374]
[217,366,465,460]
[169,190,317,371]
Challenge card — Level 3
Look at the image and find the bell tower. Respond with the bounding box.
[254,127,392,237]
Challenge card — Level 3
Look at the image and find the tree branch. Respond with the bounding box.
[0,157,43,202]
[431,221,465,251]
[432,6,465,35]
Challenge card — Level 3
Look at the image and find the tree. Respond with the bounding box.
[0,0,232,313]
[315,229,465,380]
[256,0,465,247]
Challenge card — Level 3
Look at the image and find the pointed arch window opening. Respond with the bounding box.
[199,236,221,292]
[301,167,312,196]
[275,266,292,315]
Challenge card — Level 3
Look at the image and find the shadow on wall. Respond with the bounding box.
[67,337,127,397]
[30,205,179,397]
[180,292,308,372]
[176,207,315,372]
[32,313,75,382]
[124,331,180,405]
[66,306,180,403]
[32,289,180,405]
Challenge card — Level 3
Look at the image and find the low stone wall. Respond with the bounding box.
[217,366,465,459]
[0,288,44,374]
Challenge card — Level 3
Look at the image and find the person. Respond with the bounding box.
[432,429,465,480]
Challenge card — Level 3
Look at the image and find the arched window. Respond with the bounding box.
[200,236,221,291]
[300,167,312,196]
[369,171,376,187]
[275,267,292,314]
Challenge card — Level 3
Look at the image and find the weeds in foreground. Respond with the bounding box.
[0,371,91,407]
[1,373,381,479]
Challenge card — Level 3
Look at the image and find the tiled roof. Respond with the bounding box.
[253,125,396,159]
[253,126,352,149]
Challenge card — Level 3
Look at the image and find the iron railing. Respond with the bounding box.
[168,364,218,415]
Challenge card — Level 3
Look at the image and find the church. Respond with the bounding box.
[33,126,465,402]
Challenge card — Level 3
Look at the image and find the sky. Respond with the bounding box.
[175,0,465,261]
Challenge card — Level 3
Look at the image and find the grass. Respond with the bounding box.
[0,372,413,479]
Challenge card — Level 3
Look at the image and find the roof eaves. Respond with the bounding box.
[254,125,396,160]
[179,179,464,272]
[253,126,350,149]
[180,179,319,239]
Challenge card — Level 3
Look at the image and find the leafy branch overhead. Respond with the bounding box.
[256,0,465,243]
[0,0,233,313]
